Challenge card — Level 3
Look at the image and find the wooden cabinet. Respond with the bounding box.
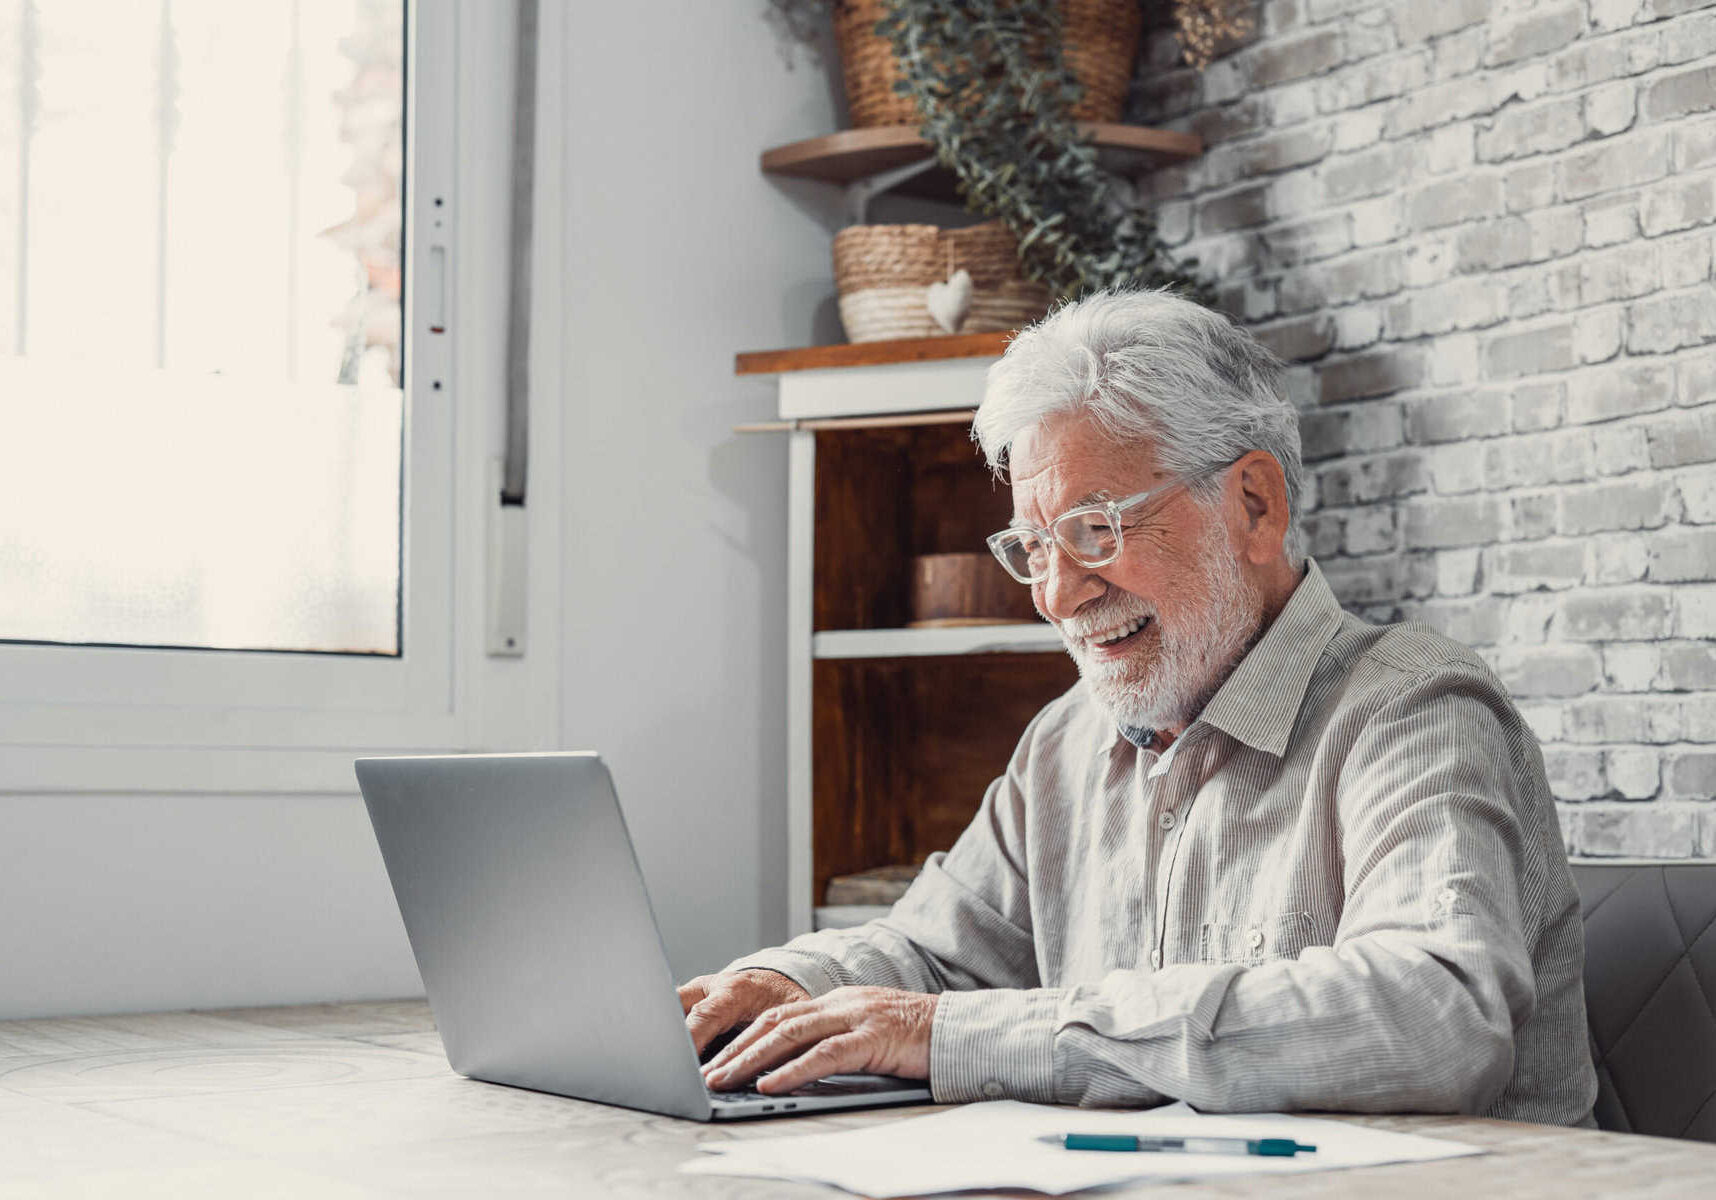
[737,337,1078,935]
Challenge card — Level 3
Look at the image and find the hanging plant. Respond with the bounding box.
[878,0,1226,303]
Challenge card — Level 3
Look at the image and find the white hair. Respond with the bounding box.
[973,288,1307,567]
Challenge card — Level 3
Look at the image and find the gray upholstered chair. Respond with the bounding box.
[1573,863,1716,1141]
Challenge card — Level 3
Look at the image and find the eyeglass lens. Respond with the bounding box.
[993,509,1120,581]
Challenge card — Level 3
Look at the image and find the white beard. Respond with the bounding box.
[1057,528,1264,734]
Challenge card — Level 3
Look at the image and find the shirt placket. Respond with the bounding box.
[1147,730,1205,971]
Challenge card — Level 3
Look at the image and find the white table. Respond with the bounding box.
[3,1000,1713,1197]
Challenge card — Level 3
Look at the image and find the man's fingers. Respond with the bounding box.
[755,1033,868,1094]
[703,1007,847,1089]
[676,979,709,1016]
[700,1000,809,1076]
[684,994,748,1055]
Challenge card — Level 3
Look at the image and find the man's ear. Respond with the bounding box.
[1231,451,1290,564]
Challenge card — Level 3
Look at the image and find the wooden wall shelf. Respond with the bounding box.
[760,123,1203,206]
[736,331,1015,376]
[813,624,1060,659]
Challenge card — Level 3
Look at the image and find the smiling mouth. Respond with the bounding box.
[1085,615,1151,654]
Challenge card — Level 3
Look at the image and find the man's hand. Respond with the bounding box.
[698,985,939,1095]
[679,969,811,1058]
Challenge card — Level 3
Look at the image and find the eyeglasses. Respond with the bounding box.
[986,462,1233,585]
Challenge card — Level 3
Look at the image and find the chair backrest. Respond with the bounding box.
[1572,862,1716,1141]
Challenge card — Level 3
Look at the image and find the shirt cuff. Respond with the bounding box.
[929,987,1060,1104]
[721,950,844,999]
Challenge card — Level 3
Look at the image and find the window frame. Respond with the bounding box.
[0,0,561,794]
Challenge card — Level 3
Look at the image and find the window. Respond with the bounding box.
[0,1,561,792]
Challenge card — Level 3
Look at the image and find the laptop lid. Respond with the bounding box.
[356,752,715,1121]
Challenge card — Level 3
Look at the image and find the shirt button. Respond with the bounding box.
[981,1081,1005,1098]
[1158,810,1177,830]
[1149,949,1162,969]
[1439,889,1457,906]
[1246,928,1264,949]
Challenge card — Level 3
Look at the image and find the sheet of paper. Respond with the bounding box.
[681,1100,1482,1198]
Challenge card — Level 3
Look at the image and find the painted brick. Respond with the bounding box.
[1196,182,1273,235]
[1303,511,1345,557]
[1411,597,1506,646]
[1592,423,1651,476]
[1316,52,1429,112]
[1485,4,1585,68]
[1481,321,1577,378]
[1603,643,1663,690]
[1558,587,1677,641]
[1434,27,1486,81]
[1384,278,1505,338]
[1506,593,1561,643]
[1510,492,1561,540]
[1665,753,1716,800]
[1426,441,1487,494]
[1586,532,1651,585]
[1521,701,1565,743]
[1564,361,1675,425]
[1645,407,1716,467]
[1395,0,1489,46]
[1578,243,1661,305]
[1560,478,1679,534]
[1605,749,1662,800]
[1575,307,1626,365]
[1564,695,1684,742]
[1676,583,1716,638]
[1679,350,1716,409]
[1386,77,1503,138]
[1641,63,1716,122]
[1589,0,1644,32]
[1486,541,1588,593]
[1344,506,1398,555]
[1426,332,1478,387]
[1476,96,1584,162]
[1584,80,1638,137]
[1572,805,1700,857]
[1348,195,1404,246]
[1640,175,1716,237]
[1662,642,1716,689]
[1318,453,1429,505]
[1249,28,1344,90]
[1254,314,1335,362]
[1505,161,1558,213]
[1484,430,1595,488]
[1403,496,1504,549]
[1647,527,1716,582]
[1658,230,1713,290]
[1681,465,1716,523]
[1628,289,1716,354]
[1333,305,1384,351]
[1675,116,1716,171]
[1581,193,1640,247]
[1544,748,1607,800]
[1686,693,1716,741]
[1316,347,1424,402]
[1281,252,1404,312]
[1494,645,1602,697]
[1457,212,1581,272]
[1408,174,1505,231]
[1403,391,1510,444]
[1401,236,1457,288]
[1319,554,1408,605]
[1437,547,1483,595]
[1511,381,1565,431]
[1557,132,1672,201]
[1548,26,1659,91]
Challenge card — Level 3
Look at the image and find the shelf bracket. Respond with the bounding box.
[845,156,941,226]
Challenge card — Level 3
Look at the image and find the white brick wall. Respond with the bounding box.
[1131,0,1716,858]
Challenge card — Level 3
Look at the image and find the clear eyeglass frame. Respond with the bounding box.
[986,461,1235,585]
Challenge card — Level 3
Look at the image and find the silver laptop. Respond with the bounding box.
[355,751,934,1120]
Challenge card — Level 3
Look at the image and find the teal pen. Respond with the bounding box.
[1041,1133,1317,1157]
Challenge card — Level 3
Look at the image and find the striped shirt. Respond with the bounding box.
[731,560,1598,1125]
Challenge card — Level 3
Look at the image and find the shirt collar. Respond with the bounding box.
[1105,559,1345,759]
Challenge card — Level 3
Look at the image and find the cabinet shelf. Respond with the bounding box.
[813,624,1060,659]
[760,124,1202,206]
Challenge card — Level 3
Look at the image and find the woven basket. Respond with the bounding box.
[832,0,1144,129]
[833,221,1052,342]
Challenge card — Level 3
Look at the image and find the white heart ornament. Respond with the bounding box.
[926,268,973,334]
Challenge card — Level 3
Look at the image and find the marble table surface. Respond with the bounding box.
[2,999,1713,1198]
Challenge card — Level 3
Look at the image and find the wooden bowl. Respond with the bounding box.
[908,552,1039,627]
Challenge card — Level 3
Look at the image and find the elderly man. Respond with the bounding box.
[682,288,1596,1125]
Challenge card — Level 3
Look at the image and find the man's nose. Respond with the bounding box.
[1036,544,1104,622]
